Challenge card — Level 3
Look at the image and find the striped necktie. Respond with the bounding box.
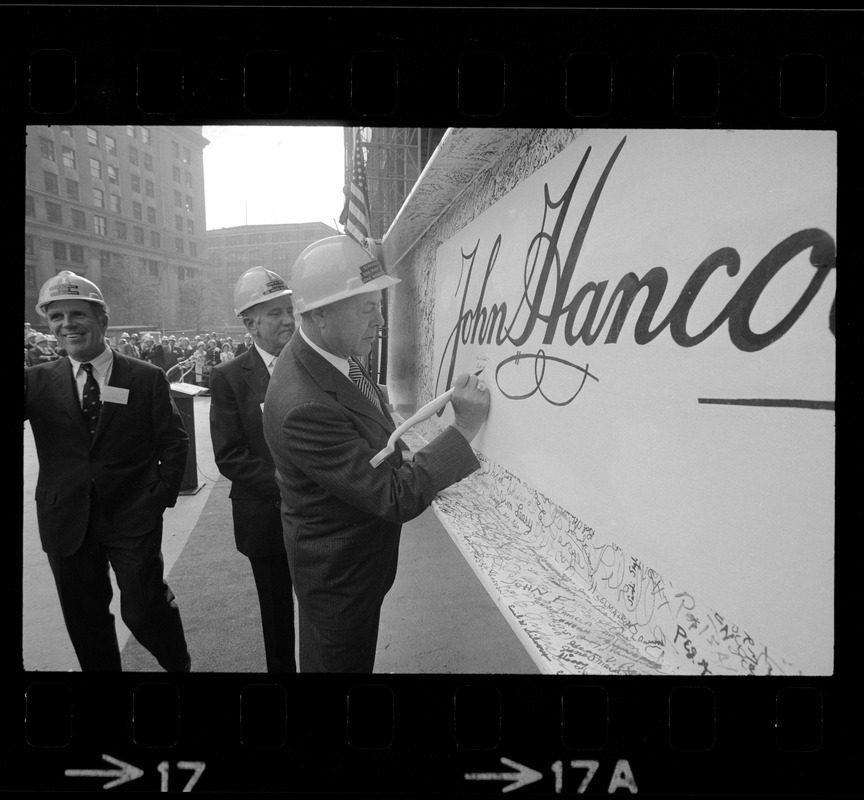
[81,363,102,438]
[348,358,382,412]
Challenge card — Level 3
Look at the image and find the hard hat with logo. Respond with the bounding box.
[36,270,108,317]
[291,235,400,314]
[234,266,293,316]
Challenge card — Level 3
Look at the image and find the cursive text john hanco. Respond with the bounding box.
[436,136,836,400]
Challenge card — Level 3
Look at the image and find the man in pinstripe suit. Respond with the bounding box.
[263,236,489,673]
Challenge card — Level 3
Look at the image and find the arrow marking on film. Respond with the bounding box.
[65,753,144,789]
[465,757,543,793]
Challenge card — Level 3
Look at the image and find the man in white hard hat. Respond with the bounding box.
[263,236,490,672]
[24,271,192,672]
[209,266,297,672]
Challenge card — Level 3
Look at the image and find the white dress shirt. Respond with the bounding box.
[253,342,281,376]
[69,345,114,406]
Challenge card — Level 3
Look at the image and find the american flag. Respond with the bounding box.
[341,129,371,243]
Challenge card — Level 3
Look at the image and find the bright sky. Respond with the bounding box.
[202,125,345,232]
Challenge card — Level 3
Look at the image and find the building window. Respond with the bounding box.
[186,219,195,235]
[172,165,181,182]
[40,137,56,161]
[25,235,35,255]
[105,135,117,156]
[93,188,105,209]
[147,206,156,224]
[141,126,151,144]
[148,260,159,278]
[53,241,68,261]
[132,201,142,220]
[129,147,139,166]
[174,190,182,207]
[61,146,76,169]
[110,194,121,214]
[107,164,119,185]
[175,237,184,254]
[87,127,99,146]
[143,152,153,171]
[172,141,180,159]
[130,173,141,193]
[71,208,86,229]
[150,231,160,248]
[145,179,154,198]
[185,196,194,213]
[134,226,144,243]
[45,202,63,224]
[60,126,73,136]
[65,178,79,201]
[26,195,35,216]
[189,241,197,257]
[90,157,102,179]
[44,171,59,195]
[249,233,265,244]
[100,250,111,269]
[115,221,127,240]
[184,171,192,187]
[183,147,191,164]
[26,265,37,288]
[175,214,183,232]
[93,215,107,236]
[70,245,84,264]
[127,125,136,138]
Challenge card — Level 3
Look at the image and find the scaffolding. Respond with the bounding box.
[344,127,447,240]
[342,127,447,386]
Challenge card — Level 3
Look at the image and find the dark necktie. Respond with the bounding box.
[81,363,102,437]
[348,358,382,413]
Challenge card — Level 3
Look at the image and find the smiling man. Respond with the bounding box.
[263,236,490,672]
[24,271,191,672]
[209,266,298,672]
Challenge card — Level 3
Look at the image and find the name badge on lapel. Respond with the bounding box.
[102,386,130,405]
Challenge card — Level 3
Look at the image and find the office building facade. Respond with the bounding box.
[206,222,339,325]
[25,124,211,331]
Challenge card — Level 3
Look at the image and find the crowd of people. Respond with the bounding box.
[24,324,255,389]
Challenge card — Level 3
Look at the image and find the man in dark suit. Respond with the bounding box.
[119,332,140,359]
[263,236,489,672]
[162,335,181,375]
[233,332,254,357]
[25,271,191,672]
[209,267,297,672]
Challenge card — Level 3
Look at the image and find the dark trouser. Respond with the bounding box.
[46,497,189,673]
[295,533,400,674]
[298,606,382,673]
[248,552,297,673]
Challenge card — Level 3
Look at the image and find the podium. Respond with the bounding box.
[170,381,208,495]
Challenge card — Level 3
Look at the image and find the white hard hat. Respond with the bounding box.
[291,235,400,314]
[36,270,108,317]
[234,266,293,316]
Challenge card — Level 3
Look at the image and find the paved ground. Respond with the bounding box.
[23,395,539,675]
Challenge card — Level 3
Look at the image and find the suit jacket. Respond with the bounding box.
[262,332,480,629]
[162,344,180,373]
[25,351,189,557]
[209,346,284,558]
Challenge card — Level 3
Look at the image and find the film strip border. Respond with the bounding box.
[16,677,838,794]
[5,7,857,127]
